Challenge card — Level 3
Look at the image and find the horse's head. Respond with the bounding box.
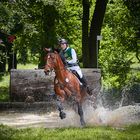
[44,51,62,75]
[44,53,56,75]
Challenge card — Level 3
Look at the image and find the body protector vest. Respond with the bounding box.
[63,47,72,61]
[60,47,78,67]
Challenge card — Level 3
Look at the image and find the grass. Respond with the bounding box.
[0,124,140,140]
[17,63,37,69]
[0,73,10,102]
[0,63,37,101]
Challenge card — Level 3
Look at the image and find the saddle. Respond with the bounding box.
[71,70,81,80]
[71,70,92,95]
[71,70,86,86]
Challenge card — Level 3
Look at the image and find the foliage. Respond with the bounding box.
[0,0,82,65]
[0,73,9,102]
[0,4,10,27]
[55,0,82,56]
[123,0,140,32]
[0,124,140,140]
[99,0,138,89]
[123,0,140,62]
[0,86,9,102]
[0,0,139,90]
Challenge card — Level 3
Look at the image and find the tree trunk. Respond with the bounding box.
[0,32,7,73]
[88,0,108,68]
[82,0,90,68]
[0,45,6,73]
[7,43,17,71]
[0,32,17,72]
[38,5,57,68]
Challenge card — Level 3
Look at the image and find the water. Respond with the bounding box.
[0,83,140,128]
[84,105,140,127]
[0,104,140,128]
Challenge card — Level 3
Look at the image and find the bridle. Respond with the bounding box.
[45,53,66,74]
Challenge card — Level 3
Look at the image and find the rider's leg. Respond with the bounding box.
[70,67,92,95]
[79,75,88,87]
[79,76,92,95]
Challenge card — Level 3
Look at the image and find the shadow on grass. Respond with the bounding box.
[0,72,9,82]
[0,86,9,102]
[0,74,4,82]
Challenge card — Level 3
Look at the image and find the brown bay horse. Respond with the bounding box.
[44,52,88,126]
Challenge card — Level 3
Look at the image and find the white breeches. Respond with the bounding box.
[68,66,83,78]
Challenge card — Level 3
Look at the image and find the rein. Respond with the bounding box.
[45,52,68,74]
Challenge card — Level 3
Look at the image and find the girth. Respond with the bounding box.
[67,63,78,67]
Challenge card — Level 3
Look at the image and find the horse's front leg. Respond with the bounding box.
[54,83,66,119]
[77,102,86,126]
[56,97,66,119]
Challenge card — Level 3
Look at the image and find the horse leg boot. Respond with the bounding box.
[80,76,92,95]
[77,102,86,126]
[56,98,66,119]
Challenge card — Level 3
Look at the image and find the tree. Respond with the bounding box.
[38,4,58,68]
[82,0,90,67]
[0,2,21,71]
[123,0,140,62]
[82,0,108,68]
[0,0,83,69]
[99,0,137,89]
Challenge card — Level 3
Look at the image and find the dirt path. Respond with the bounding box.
[0,110,81,128]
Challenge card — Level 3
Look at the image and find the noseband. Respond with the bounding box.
[45,53,66,74]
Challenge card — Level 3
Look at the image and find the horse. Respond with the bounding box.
[44,51,88,126]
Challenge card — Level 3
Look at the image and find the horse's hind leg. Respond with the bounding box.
[56,98,66,119]
[77,102,86,126]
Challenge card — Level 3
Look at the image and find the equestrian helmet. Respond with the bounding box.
[59,38,68,44]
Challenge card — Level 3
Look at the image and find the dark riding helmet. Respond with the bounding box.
[59,38,68,45]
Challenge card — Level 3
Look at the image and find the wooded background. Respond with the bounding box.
[0,0,140,91]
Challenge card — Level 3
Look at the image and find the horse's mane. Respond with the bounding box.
[53,51,67,67]
[50,52,65,68]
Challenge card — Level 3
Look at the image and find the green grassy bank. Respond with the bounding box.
[0,124,140,140]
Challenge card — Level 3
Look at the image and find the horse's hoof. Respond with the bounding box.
[82,121,86,126]
[60,111,66,119]
[80,119,86,127]
[81,122,86,127]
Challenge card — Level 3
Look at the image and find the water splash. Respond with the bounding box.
[84,105,140,127]
[0,104,139,128]
[0,86,140,128]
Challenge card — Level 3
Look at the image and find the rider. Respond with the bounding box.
[58,38,91,95]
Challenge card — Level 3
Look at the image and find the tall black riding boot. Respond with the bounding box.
[80,76,92,95]
[80,76,87,86]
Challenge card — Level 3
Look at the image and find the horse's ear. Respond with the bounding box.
[54,51,58,54]
[44,48,51,52]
